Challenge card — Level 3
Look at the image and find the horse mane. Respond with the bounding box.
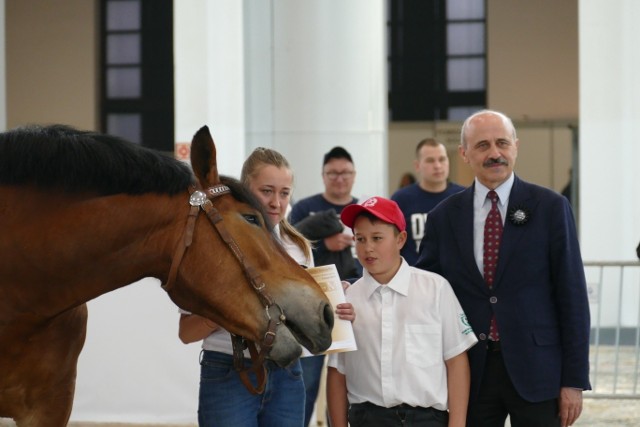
[0,124,194,195]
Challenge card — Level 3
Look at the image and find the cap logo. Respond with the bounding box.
[362,197,378,208]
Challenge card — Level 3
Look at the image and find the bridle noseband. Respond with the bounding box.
[163,184,285,394]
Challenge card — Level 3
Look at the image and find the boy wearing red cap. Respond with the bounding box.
[326,196,477,427]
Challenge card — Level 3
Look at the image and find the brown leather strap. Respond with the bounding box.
[232,335,268,395]
[201,198,282,395]
[162,204,199,291]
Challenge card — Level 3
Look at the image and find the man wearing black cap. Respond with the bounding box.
[289,146,359,427]
[290,146,360,280]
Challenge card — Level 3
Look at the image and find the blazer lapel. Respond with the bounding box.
[494,176,538,287]
[449,185,486,285]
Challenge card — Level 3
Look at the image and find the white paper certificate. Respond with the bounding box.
[301,264,357,356]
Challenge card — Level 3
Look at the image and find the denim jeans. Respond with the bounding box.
[198,350,305,427]
[300,354,326,427]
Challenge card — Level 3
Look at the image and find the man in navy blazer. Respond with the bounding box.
[416,110,591,427]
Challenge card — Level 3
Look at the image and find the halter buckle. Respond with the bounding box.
[265,303,286,324]
[189,190,207,207]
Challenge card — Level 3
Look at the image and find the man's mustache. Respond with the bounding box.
[483,157,508,167]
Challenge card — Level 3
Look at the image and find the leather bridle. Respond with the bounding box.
[163,184,286,394]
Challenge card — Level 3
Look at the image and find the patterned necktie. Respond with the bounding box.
[484,190,503,341]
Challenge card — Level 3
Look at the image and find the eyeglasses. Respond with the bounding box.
[324,171,355,180]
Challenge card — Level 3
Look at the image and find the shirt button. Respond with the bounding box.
[490,296,498,304]
[478,333,487,341]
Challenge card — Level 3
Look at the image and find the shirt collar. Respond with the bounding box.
[362,258,411,298]
[474,173,515,207]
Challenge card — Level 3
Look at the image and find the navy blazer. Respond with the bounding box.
[416,175,591,403]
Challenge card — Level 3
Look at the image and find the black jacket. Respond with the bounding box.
[294,209,358,280]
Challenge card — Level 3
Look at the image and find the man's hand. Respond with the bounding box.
[324,233,353,251]
[558,387,582,427]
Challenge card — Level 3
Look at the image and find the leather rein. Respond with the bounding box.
[163,184,286,394]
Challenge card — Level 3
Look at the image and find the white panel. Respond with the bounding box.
[106,0,140,31]
[174,0,246,178]
[271,1,386,135]
[244,0,274,137]
[447,23,485,55]
[107,34,140,64]
[173,0,209,144]
[106,67,140,98]
[245,0,387,200]
[579,0,640,261]
[447,57,485,90]
[71,279,201,423]
[447,0,484,20]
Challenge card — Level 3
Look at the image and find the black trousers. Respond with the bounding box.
[349,401,448,427]
[467,345,561,427]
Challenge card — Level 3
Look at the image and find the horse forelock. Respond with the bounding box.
[0,124,194,195]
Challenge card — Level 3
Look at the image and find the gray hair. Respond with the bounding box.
[460,109,517,148]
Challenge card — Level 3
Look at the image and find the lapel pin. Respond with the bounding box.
[508,205,531,226]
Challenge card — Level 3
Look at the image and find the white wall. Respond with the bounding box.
[579,0,640,261]
[72,279,200,423]
[580,0,640,329]
[174,0,247,177]
[244,1,387,202]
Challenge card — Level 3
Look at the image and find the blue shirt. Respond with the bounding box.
[391,182,465,265]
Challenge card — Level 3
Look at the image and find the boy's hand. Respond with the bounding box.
[336,302,355,323]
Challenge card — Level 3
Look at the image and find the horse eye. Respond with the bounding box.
[242,214,261,226]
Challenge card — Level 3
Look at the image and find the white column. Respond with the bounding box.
[579,0,640,261]
[245,1,388,199]
[174,0,247,177]
[176,1,386,195]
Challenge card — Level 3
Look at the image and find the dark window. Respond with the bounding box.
[387,0,486,121]
[100,0,174,151]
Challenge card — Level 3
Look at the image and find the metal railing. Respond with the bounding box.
[585,261,640,398]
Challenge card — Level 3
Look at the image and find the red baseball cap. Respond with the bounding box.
[341,196,406,232]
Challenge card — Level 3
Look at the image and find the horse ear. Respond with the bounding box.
[190,125,220,187]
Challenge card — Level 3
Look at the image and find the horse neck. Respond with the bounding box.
[2,189,185,319]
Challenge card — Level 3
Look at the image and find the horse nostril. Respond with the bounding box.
[323,302,334,329]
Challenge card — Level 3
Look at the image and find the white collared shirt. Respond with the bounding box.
[473,174,514,276]
[328,260,477,410]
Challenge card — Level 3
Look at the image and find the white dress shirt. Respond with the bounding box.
[328,260,477,411]
[472,173,514,276]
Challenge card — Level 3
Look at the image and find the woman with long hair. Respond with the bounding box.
[179,147,354,427]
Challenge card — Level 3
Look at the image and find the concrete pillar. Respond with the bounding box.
[175,0,387,198]
[579,0,640,261]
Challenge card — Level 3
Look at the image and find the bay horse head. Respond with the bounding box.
[164,126,334,365]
